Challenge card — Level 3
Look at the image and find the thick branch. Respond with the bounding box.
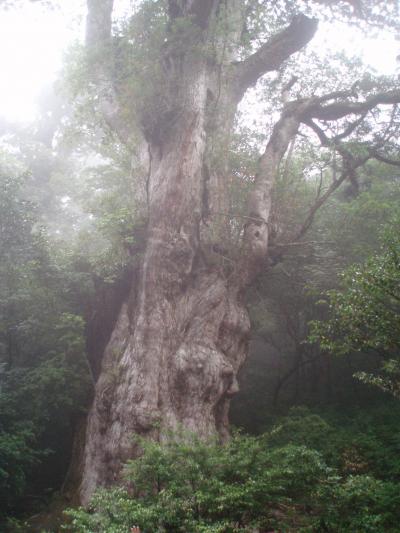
[235,86,400,286]
[85,0,133,145]
[293,159,365,242]
[234,15,318,95]
[233,101,312,290]
[308,89,400,121]
[293,117,371,240]
[369,151,400,167]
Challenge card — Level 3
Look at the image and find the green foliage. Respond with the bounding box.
[0,313,92,515]
[67,430,332,532]
[321,475,400,532]
[268,406,334,451]
[310,218,400,396]
[0,167,92,518]
[268,404,400,480]
[0,426,41,507]
[66,414,400,532]
[73,153,144,282]
[321,172,400,263]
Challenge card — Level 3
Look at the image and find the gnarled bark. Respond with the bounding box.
[76,0,400,505]
[80,66,251,498]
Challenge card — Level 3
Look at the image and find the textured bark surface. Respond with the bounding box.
[77,0,400,503]
[81,38,253,500]
[80,116,251,503]
[77,0,329,504]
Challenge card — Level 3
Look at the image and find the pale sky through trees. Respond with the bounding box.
[0,1,397,124]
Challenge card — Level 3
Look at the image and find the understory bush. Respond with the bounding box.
[66,410,400,533]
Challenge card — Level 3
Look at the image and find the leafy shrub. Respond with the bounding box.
[320,475,400,532]
[310,218,400,397]
[66,418,400,533]
[0,313,91,517]
[67,431,333,532]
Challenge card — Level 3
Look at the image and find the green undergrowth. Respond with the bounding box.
[63,404,400,533]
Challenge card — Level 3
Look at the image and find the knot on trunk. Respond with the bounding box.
[172,343,237,403]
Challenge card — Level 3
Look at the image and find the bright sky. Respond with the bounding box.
[0,1,84,122]
[0,2,397,124]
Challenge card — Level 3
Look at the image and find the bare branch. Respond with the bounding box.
[333,113,368,140]
[85,0,134,146]
[284,89,400,242]
[369,151,400,167]
[233,101,311,289]
[234,15,318,95]
[293,151,369,242]
[296,174,347,241]
[272,352,321,408]
[308,89,400,121]
[303,114,367,149]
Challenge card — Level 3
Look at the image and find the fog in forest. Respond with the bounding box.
[1,1,400,532]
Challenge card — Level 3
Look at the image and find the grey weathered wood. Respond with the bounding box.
[77,0,400,504]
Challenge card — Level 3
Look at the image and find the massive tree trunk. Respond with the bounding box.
[79,0,312,504]
[81,1,254,503]
[78,0,400,504]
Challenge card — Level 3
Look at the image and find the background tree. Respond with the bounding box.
[0,161,92,520]
[310,218,400,397]
[232,155,400,431]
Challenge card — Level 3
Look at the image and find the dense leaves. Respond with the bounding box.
[67,407,400,532]
[0,168,92,518]
[310,218,400,396]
